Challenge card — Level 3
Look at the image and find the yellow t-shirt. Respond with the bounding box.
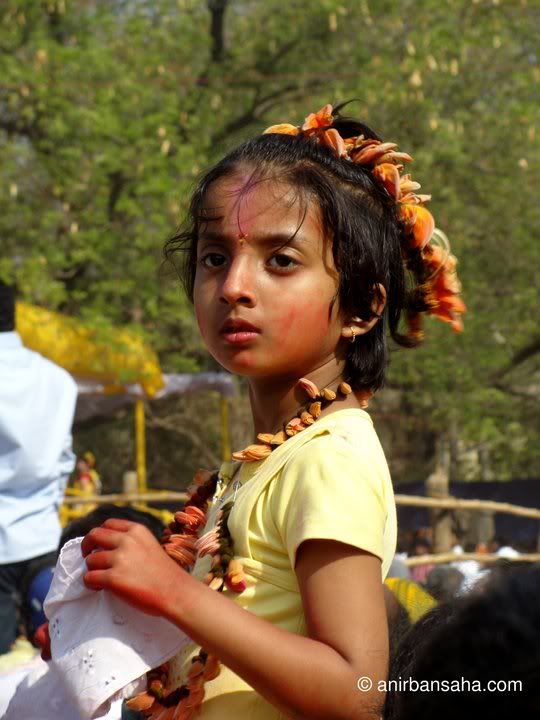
[168,408,397,719]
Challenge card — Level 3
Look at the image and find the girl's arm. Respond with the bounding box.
[83,520,387,720]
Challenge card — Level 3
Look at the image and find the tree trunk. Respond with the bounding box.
[208,0,228,63]
[426,434,453,553]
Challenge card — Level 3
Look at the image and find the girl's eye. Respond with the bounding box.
[199,253,227,268]
[268,254,298,270]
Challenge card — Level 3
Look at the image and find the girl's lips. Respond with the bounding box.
[221,330,260,345]
[219,318,261,343]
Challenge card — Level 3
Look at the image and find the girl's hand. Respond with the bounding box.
[81,518,184,618]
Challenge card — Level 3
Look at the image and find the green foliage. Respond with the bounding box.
[1,0,539,480]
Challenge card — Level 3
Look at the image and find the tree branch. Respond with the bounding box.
[208,0,229,63]
[491,336,540,382]
[146,413,220,468]
[210,78,322,144]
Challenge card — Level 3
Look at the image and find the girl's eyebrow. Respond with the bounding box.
[198,230,309,248]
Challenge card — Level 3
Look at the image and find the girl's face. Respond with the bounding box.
[193,170,346,381]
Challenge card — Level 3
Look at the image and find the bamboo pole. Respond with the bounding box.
[394,494,540,520]
[134,399,147,494]
[63,491,188,505]
[63,491,540,520]
[405,552,540,567]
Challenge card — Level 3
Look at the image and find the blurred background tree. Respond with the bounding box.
[1,0,538,487]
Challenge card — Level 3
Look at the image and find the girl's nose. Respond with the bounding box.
[219,256,256,307]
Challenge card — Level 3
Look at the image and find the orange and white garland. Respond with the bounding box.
[264,104,466,337]
[128,376,353,719]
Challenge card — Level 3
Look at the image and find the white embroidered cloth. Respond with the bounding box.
[26,537,190,718]
[2,657,129,720]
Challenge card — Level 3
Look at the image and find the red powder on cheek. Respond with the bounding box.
[278,299,332,351]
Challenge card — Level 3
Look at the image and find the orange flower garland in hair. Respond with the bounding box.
[264,104,466,339]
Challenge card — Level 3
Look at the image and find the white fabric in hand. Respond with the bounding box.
[42,537,190,718]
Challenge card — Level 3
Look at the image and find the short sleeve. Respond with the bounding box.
[270,428,390,570]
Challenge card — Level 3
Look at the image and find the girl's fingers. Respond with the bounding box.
[81,527,124,557]
[83,569,108,591]
[101,518,137,532]
[84,550,115,571]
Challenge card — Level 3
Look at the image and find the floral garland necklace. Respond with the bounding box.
[127,376,368,720]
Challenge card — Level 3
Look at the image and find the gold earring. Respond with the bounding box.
[350,326,357,343]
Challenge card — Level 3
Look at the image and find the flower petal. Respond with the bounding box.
[319,128,347,157]
[297,377,321,398]
[126,693,156,712]
[263,123,300,135]
[232,443,273,462]
[372,163,401,199]
[302,104,334,133]
[353,141,398,165]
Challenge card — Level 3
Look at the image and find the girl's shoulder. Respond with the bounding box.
[276,408,392,499]
[285,408,386,468]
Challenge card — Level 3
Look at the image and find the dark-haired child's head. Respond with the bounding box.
[384,565,540,719]
[59,504,165,555]
[166,115,420,393]
[413,539,431,556]
[0,281,15,333]
[425,566,464,603]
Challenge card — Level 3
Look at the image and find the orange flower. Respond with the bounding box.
[372,163,401,199]
[126,692,156,712]
[270,430,287,445]
[422,244,446,271]
[225,572,248,593]
[400,205,435,249]
[174,508,205,530]
[263,123,300,136]
[163,544,196,566]
[225,558,247,592]
[168,534,197,550]
[424,266,466,332]
[400,192,431,205]
[373,150,413,166]
[319,128,347,157]
[232,443,272,462]
[353,141,398,166]
[427,297,465,332]
[301,103,334,134]
[399,174,421,196]
[297,377,320,399]
[195,528,221,557]
[285,417,307,436]
[357,390,373,408]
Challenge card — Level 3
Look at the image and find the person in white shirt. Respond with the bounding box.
[0,282,77,654]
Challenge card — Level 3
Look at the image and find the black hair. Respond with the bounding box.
[165,106,422,393]
[58,503,165,555]
[424,566,464,603]
[0,280,15,332]
[384,565,540,719]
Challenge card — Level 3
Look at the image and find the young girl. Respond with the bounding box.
[81,102,465,720]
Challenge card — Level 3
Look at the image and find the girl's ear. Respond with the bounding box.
[341,284,386,339]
